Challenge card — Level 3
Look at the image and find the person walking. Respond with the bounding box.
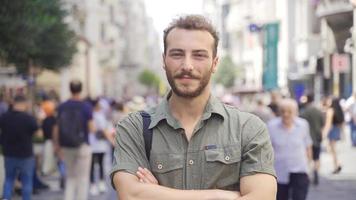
[322,97,345,174]
[89,99,111,196]
[53,80,94,200]
[40,97,66,189]
[345,92,356,146]
[111,15,277,200]
[0,95,39,200]
[268,98,312,200]
[252,98,275,123]
[300,94,325,185]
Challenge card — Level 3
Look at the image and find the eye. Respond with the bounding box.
[170,53,183,58]
[194,54,208,59]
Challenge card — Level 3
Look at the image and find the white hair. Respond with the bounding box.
[278,98,298,115]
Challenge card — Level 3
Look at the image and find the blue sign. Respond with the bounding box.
[262,23,279,90]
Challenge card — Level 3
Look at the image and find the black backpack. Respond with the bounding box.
[140,111,153,160]
[58,105,85,147]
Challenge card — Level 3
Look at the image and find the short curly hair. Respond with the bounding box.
[163,15,219,57]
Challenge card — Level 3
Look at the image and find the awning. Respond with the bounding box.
[325,11,353,53]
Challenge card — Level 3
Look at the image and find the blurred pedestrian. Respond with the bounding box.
[300,94,325,185]
[0,95,39,200]
[89,99,111,196]
[111,15,277,200]
[111,101,127,125]
[40,97,66,189]
[252,98,275,123]
[322,97,345,174]
[53,80,94,200]
[269,90,282,117]
[268,98,312,200]
[344,92,356,147]
[0,94,8,117]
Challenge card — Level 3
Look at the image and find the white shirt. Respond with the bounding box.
[90,110,110,153]
[267,117,312,184]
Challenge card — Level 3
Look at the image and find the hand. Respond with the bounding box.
[54,144,62,158]
[136,167,159,185]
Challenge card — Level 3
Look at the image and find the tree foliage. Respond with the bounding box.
[138,69,161,90]
[0,0,76,73]
[214,55,237,88]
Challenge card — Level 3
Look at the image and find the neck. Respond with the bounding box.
[169,90,210,121]
[71,93,81,100]
[13,105,26,112]
[282,119,294,130]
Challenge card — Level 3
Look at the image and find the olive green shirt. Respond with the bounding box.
[110,94,276,190]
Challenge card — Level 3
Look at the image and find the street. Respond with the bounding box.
[307,128,356,200]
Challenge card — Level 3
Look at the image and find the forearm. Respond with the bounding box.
[118,183,229,200]
[114,172,238,200]
[307,146,313,162]
[52,125,59,146]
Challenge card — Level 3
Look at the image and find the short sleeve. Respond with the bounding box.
[29,116,39,133]
[109,112,150,189]
[84,103,93,120]
[240,115,276,178]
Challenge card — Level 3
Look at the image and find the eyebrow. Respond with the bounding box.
[168,49,209,54]
[192,50,209,54]
[168,49,184,53]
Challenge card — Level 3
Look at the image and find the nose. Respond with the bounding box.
[181,56,194,71]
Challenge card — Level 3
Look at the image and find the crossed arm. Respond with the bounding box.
[113,168,277,200]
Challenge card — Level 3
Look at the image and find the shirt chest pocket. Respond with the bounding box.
[204,146,241,190]
[150,153,184,189]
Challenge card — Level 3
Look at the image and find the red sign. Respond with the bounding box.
[332,54,350,73]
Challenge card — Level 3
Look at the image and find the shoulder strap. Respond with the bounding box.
[140,111,153,161]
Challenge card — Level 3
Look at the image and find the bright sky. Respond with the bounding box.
[144,0,203,37]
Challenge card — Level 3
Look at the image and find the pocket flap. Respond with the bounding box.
[205,147,241,164]
[150,153,184,173]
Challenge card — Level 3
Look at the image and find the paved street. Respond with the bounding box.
[307,128,356,200]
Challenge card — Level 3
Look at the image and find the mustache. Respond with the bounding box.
[174,71,199,79]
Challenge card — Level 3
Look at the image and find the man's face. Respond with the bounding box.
[280,106,295,127]
[163,28,218,98]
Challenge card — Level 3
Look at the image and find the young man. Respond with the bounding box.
[268,99,312,200]
[53,80,94,200]
[111,15,277,200]
[300,94,325,185]
[0,95,39,200]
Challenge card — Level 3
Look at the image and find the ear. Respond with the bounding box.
[162,53,166,70]
[211,56,219,73]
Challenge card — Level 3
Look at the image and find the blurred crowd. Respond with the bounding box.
[0,84,159,199]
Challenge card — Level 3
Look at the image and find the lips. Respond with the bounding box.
[175,73,198,80]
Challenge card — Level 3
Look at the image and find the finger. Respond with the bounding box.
[136,171,149,183]
[143,168,158,183]
[144,168,154,176]
[136,171,145,179]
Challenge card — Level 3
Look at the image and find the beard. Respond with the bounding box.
[165,66,212,98]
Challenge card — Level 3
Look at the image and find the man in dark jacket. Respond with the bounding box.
[0,95,39,200]
[300,94,325,185]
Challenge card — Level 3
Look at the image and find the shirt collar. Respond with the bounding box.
[277,117,302,129]
[148,91,226,129]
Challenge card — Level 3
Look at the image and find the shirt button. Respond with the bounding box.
[225,156,230,161]
[189,159,194,165]
[157,164,163,170]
